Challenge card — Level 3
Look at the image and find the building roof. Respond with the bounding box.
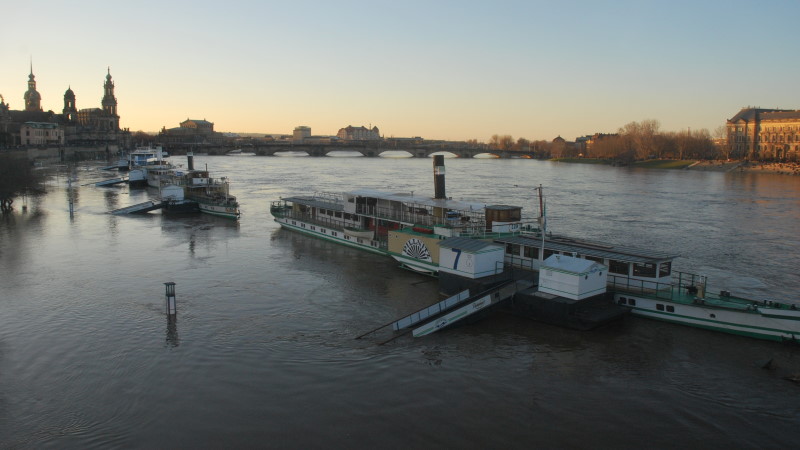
[23,122,60,129]
[761,111,800,121]
[727,108,793,123]
[9,110,57,123]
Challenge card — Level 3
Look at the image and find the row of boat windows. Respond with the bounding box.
[505,243,670,278]
[290,219,373,246]
[618,296,675,312]
[318,208,362,221]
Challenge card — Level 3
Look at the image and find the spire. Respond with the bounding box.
[24,60,42,112]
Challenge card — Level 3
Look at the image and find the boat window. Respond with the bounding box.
[628,298,636,306]
[506,244,520,255]
[523,246,538,259]
[659,262,672,277]
[666,305,674,312]
[656,304,664,311]
[633,263,657,277]
[543,248,557,260]
[609,260,629,275]
[332,232,338,237]
[335,212,342,218]
[320,209,326,215]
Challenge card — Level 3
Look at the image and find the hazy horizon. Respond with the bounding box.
[2,0,797,142]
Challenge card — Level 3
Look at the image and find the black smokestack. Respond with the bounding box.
[187,152,194,171]
[433,155,446,199]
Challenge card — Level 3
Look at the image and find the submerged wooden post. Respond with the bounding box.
[164,282,177,316]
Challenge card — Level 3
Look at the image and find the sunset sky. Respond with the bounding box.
[2,0,798,142]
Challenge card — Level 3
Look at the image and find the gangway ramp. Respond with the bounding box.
[95,177,127,187]
[356,279,533,343]
[110,201,163,215]
[411,280,532,337]
[392,290,471,331]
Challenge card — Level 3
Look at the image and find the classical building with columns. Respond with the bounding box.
[727,108,800,161]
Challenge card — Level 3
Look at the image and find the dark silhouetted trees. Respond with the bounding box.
[0,154,44,212]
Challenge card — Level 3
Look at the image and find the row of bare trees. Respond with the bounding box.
[483,120,725,161]
[590,120,718,162]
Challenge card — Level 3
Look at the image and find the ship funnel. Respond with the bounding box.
[433,155,446,199]
[187,152,194,171]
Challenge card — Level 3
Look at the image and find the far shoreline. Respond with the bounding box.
[550,158,800,175]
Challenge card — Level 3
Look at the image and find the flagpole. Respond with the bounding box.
[537,184,546,260]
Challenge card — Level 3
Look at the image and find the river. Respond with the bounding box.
[1,155,799,448]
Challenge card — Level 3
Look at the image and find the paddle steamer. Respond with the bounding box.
[270,156,800,342]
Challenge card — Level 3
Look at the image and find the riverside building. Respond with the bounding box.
[727,107,800,161]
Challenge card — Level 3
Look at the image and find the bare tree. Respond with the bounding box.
[513,137,530,151]
[498,135,514,151]
[619,119,661,159]
[488,134,500,149]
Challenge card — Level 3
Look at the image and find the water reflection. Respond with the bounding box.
[166,317,179,348]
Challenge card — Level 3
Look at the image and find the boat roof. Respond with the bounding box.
[440,237,503,252]
[346,189,508,213]
[496,235,679,263]
[543,254,602,273]
[282,195,344,211]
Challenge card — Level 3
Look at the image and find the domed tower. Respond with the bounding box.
[102,68,117,116]
[63,86,78,122]
[101,67,119,130]
[24,63,42,112]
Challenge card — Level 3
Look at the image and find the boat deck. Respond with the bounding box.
[611,273,798,314]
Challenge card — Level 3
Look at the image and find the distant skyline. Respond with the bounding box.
[2,0,798,142]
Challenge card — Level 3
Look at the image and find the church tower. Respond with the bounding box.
[24,63,42,112]
[63,86,78,122]
[100,68,119,131]
[102,68,117,117]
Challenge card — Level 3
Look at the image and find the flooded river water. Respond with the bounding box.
[1,155,799,448]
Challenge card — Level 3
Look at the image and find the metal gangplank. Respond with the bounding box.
[409,280,532,337]
[356,279,533,343]
[109,201,164,215]
[95,177,128,187]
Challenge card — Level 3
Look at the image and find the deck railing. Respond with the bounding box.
[271,207,388,249]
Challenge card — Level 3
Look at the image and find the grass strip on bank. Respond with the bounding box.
[551,158,696,170]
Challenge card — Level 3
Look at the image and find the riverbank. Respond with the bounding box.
[552,158,800,175]
[689,160,800,175]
